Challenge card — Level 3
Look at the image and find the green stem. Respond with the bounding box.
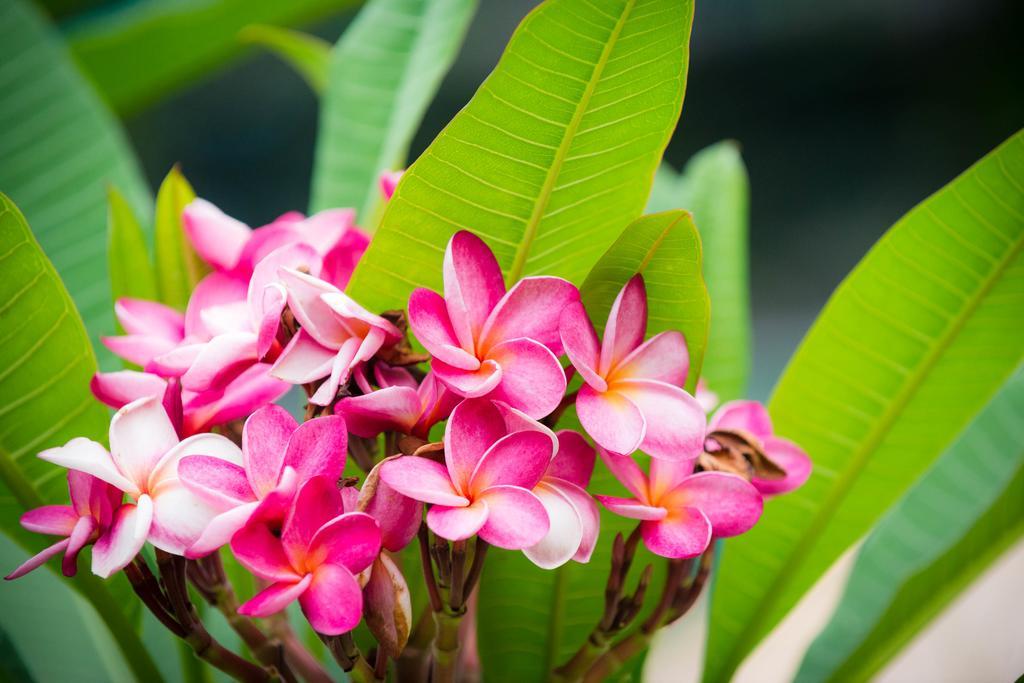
[581,632,651,683]
[431,610,464,683]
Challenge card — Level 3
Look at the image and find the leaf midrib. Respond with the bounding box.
[717,189,1024,680]
[505,0,637,286]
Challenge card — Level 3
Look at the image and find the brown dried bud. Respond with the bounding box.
[362,554,412,658]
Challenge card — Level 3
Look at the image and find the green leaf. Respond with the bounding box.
[0,194,163,682]
[580,210,709,392]
[154,168,205,310]
[240,25,331,94]
[0,621,35,683]
[796,367,1024,683]
[0,0,151,370]
[703,130,1024,683]
[107,186,158,307]
[64,0,362,114]
[346,0,694,311]
[310,0,478,224]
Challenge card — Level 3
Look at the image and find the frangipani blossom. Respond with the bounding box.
[5,472,120,580]
[524,431,600,569]
[596,449,762,559]
[380,399,554,549]
[37,396,243,576]
[707,401,811,496]
[695,379,719,414]
[560,275,705,461]
[408,231,579,419]
[271,268,401,405]
[337,363,458,439]
[232,476,381,635]
[179,405,348,557]
[379,170,403,200]
[356,457,422,552]
[102,298,187,367]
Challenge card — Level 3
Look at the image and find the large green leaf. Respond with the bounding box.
[241,25,331,95]
[796,366,1024,683]
[108,186,158,307]
[153,168,205,309]
[64,0,361,114]
[703,131,1024,683]
[309,0,477,223]
[346,0,693,311]
[580,210,709,392]
[0,0,151,370]
[0,194,162,682]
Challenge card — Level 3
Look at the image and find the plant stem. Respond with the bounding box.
[431,609,464,683]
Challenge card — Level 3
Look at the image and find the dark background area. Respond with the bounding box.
[81,0,1023,396]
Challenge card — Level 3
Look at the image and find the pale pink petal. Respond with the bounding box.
[183,198,252,271]
[248,243,322,335]
[270,329,336,385]
[239,575,312,618]
[114,298,184,340]
[641,509,712,559]
[547,431,596,488]
[109,396,180,489]
[180,332,258,392]
[485,338,566,419]
[443,399,508,493]
[277,268,350,348]
[337,387,420,438]
[414,374,460,438]
[599,275,647,375]
[102,335,178,367]
[178,455,254,508]
[185,272,249,340]
[62,516,97,576]
[375,363,418,390]
[614,380,706,461]
[427,501,489,541]
[298,208,357,255]
[149,433,243,489]
[596,447,650,501]
[92,496,153,578]
[231,519,302,582]
[184,364,289,434]
[148,482,226,554]
[284,414,347,482]
[551,479,600,563]
[5,538,71,580]
[238,225,304,272]
[241,404,297,498]
[432,358,501,399]
[480,277,579,353]
[648,457,697,502]
[186,501,261,558]
[476,486,549,550]
[359,458,421,552]
[408,288,479,369]
[708,400,774,440]
[145,342,204,378]
[558,302,606,391]
[281,477,344,568]
[596,495,667,521]
[443,231,506,351]
[695,380,719,414]
[612,330,688,387]
[308,336,362,406]
[299,563,363,635]
[198,301,251,337]
[469,431,553,493]
[491,401,557,444]
[69,470,119,522]
[91,371,167,409]
[19,505,78,535]
[379,170,403,199]
[308,512,381,573]
[380,457,468,507]
[39,437,136,494]
[667,472,762,537]
[522,483,583,569]
[576,385,645,456]
[319,293,400,344]
[756,437,812,496]
[256,284,287,359]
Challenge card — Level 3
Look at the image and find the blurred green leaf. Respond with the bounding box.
[580,210,710,393]
[0,194,162,682]
[108,186,158,308]
[240,25,331,94]
[154,168,205,310]
[704,131,1024,683]
[796,367,1024,683]
[64,0,362,114]
[310,0,477,224]
[0,621,35,683]
[347,0,692,316]
[0,0,151,370]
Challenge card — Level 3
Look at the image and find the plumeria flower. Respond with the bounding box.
[379,170,403,200]
[178,405,348,557]
[102,298,188,368]
[695,379,719,414]
[408,231,579,419]
[596,448,762,559]
[337,363,459,439]
[707,401,811,496]
[559,275,706,461]
[37,396,243,576]
[5,472,120,580]
[355,457,422,553]
[271,268,401,405]
[380,398,554,549]
[524,431,600,569]
[232,476,381,635]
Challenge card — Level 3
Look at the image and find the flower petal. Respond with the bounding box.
[596,495,667,521]
[284,414,347,483]
[612,330,688,386]
[5,538,71,580]
[114,298,184,340]
[547,430,596,488]
[648,456,697,502]
[19,505,78,535]
[92,496,153,578]
[426,501,489,541]
[668,472,763,537]
[239,575,313,619]
[380,457,468,507]
[480,276,579,353]
[358,458,422,552]
[231,518,302,582]
[180,332,259,392]
[708,400,774,440]
[485,338,566,419]
[432,358,502,399]
[599,275,647,375]
[183,198,252,272]
[476,486,549,550]
[443,231,505,351]
[149,433,243,489]
[469,431,553,493]
[242,405,297,498]
[183,364,290,435]
[109,396,180,489]
[148,481,227,554]
[281,477,344,568]
[270,329,336,384]
[641,509,712,559]
[614,379,706,462]
[552,479,600,563]
[336,387,420,438]
[39,437,136,494]
[756,437,812,496]
[558,302,606,391]
[408,288,479,369]
[184,271,249,340]
[186,501,261,558]
[248,243,322,334]
[522,483,583,569]
[146,343,204,378]
[178,455,254,508]
[321,225,370,289]
[277,268,350,348]
[299,563,363,635]
[443,399,508,493]
[576,385,645,456]
[91,371,167,409]
[63,516,97,577]
[102,335,178,368]
[596,447,650,501]
[308,511,381,574]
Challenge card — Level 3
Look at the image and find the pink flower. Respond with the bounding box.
[270,268,401,405]
[380,399,554,549]
[356,457,422,553]
[336,363,459,439]
[37,396,243,575]
[695,379,719,414]
[5,472,120,580]
[102,298,187,367]
[524,431,601,569]
[379,171,403,200]
[707,401,811,496]
[407,231,580,419]
[232,476,381,635]
[560,275,705,461]
[596,449,762,559]
[178,405,348,557]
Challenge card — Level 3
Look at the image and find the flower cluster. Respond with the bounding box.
[7,187,809,672]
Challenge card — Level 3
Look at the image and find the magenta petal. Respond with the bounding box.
[92,496,153,578]
[547,430,597,488]
[640,509,712,559]
[476,486,549,550]
[480,276,579,352]
[596,495,667,521]
[432,358,501,399]
[469,431,553,492]
[576,385,645,456]
[284,414,347,483]
[380,457,468,507]
[379,170,402,199]
[599,275,647,375]
[281,477,344,567]
[522,483,583,569]
[183,198,252,272]
[613,330,688,387]
[756,436,812,496]
[103,335,178,367]
[242,405,297,498]
[239,575,313,619]
[180,332,258,392]
[185,272,249,340]
[232,519,302,582]
[186,501,260,558]
[407,289,478,370]
[277,268,350,348]
[596,448,650,501]
[257,283,287,359]
[178,455,254,508]
[299,563,363,635]
[5,538,71,580]
[70,470,120,522]
[115,298,184,340]
[708,400,775,440]
[321,228,369,289]
[670,472,763,537]
[308,512,381,574]
[443,399,509,493]
[337,387,420,438]
[485,338,566,419]
[443,231,506,351]
[558,302,605,391]
[615,380,706,462]
[360,458,422,552]
[91,371,167,409]
[145,342,204,378]
[109,396,180,489]
[20,505,78,535]
[185,363,290,434]
[63,516,97,577]
[427,501,489,541]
